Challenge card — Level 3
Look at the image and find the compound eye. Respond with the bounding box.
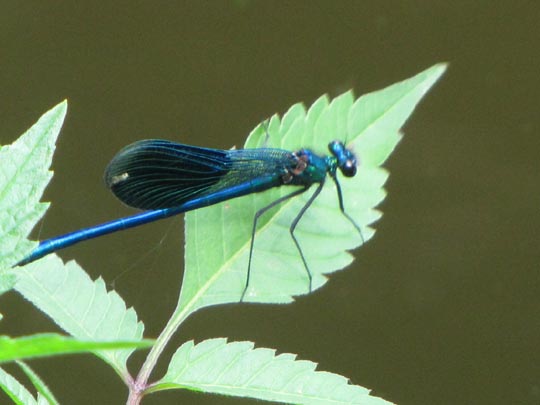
[341,159,357,177]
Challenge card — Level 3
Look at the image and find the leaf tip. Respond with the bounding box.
[428,62,449,82]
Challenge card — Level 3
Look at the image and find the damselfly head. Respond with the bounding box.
[328,141,357,177]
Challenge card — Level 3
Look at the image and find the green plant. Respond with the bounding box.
[0,63,446,404]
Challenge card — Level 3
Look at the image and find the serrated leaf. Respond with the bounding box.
[156,338,393,405]
[13,255,145,379]
[177,64,446,314]
[0,333,153,364]
[0,366,37,405]
[0,101,66,270]
[16,362,59,405]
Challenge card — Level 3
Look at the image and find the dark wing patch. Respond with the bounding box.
[104,140,231,209]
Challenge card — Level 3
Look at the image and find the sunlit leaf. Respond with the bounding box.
[0,101,66,270]
[178,64,447,315]
[0,333,153,364]
[14,255,145,379]
[156,338,393,405]
[0,366,37,405]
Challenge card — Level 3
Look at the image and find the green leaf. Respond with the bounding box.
[16,361,59,405]
[178,64,447,313]
[36,395,49,405]
[155,338,393,405]
[0,272,17,297]
[0,333,154,364]
[0,101,67,270]
[0,366,37,405]
[14,255,146,380]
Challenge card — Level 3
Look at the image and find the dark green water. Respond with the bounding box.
[1,2,538,404]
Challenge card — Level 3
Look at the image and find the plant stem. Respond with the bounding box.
[127,300,192,404]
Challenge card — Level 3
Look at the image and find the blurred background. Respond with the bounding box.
[1,1,538,404]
